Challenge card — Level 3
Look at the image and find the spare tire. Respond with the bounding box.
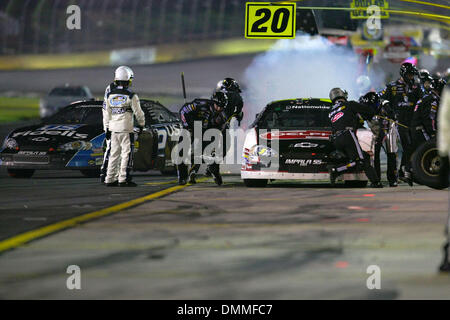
[411,139,449,190]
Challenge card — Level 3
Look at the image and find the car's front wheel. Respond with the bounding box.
[7,169,35,178]
[80,169,101,178]
[243,179,268,188]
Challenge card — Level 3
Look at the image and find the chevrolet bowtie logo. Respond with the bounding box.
[293,142,319,148]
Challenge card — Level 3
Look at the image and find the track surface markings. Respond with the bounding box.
[0,178,209,254]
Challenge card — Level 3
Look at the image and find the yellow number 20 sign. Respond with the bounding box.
[245,2,296,39]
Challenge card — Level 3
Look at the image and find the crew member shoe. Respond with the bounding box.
[188,172,197,184]
[100,174,106,184]
[389,181,398,187]
[212,172,223,186]
[369,182,383,188]
[105,181,118,187]
[328,167,338,186]
[439,243,450,272]
[204,169,212,177]
[119,181,138,187]
[404,171,413,187]
[178,179,187,186]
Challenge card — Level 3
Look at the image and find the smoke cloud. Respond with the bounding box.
[241,34,385,128]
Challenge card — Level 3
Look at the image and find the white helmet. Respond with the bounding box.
[114,66,133,82]
[124,66,134,80]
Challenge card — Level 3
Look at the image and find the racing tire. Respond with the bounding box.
[243,179,268,188]
[344,180,368,188]
[411,139,448,190]
[7,169,35,178]
[80,169,101,178]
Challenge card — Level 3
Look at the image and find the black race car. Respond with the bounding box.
[0,99,181,178]
[241,98,375,187]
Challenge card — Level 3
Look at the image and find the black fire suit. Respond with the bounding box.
[328,100,380,184]
[177,99,227,182]
[220,91,244,162]
[223,91,244,125]
[410,91,440,150]
[379,78,423,174]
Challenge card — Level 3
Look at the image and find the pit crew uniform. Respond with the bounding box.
[223,91,244,126]
[328,100,381,187]
[370,100,399,186]
[100,81,118,183]
[379,78,423,178]
[177,99,227,184]
[437,87,450,272]
[410,91,440,151]
[103,86,145,185]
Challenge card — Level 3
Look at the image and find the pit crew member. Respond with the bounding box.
[328,88,382,188]
[438,85,450,272]
[379,62,423,185]
[360,92,398,187]
[411,77,446,151]
[103,66,145,187]
[215,78,244,126]
[101,66,134,183]
[177,91,228,186]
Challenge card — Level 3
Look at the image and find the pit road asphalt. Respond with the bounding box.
[1,54,449,299]
[0,171,449,299]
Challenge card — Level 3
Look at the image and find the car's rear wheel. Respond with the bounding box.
[344,180,368,188]
[411,139,448,190]
[7,169,35,178]
[80,169,101,178]
[243,179,268,187]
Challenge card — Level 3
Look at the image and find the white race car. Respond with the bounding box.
[241,98,374,187]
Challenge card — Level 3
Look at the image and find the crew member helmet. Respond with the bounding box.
[211,90,228,108]
[329,87,348,103]
[400,62,418,84]
[114,66,134,86]
[359,91,380,109]
[216,78,242,93]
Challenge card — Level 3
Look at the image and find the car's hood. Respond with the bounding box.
[7,123,104,147]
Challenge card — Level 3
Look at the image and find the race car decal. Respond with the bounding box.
[284,159,323,166]
[65,133,105,168]
[331,112,344,123]
[12,126,88,139]
[109,95,127,106]
[38,125,84,131]
[259,130,331,140]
